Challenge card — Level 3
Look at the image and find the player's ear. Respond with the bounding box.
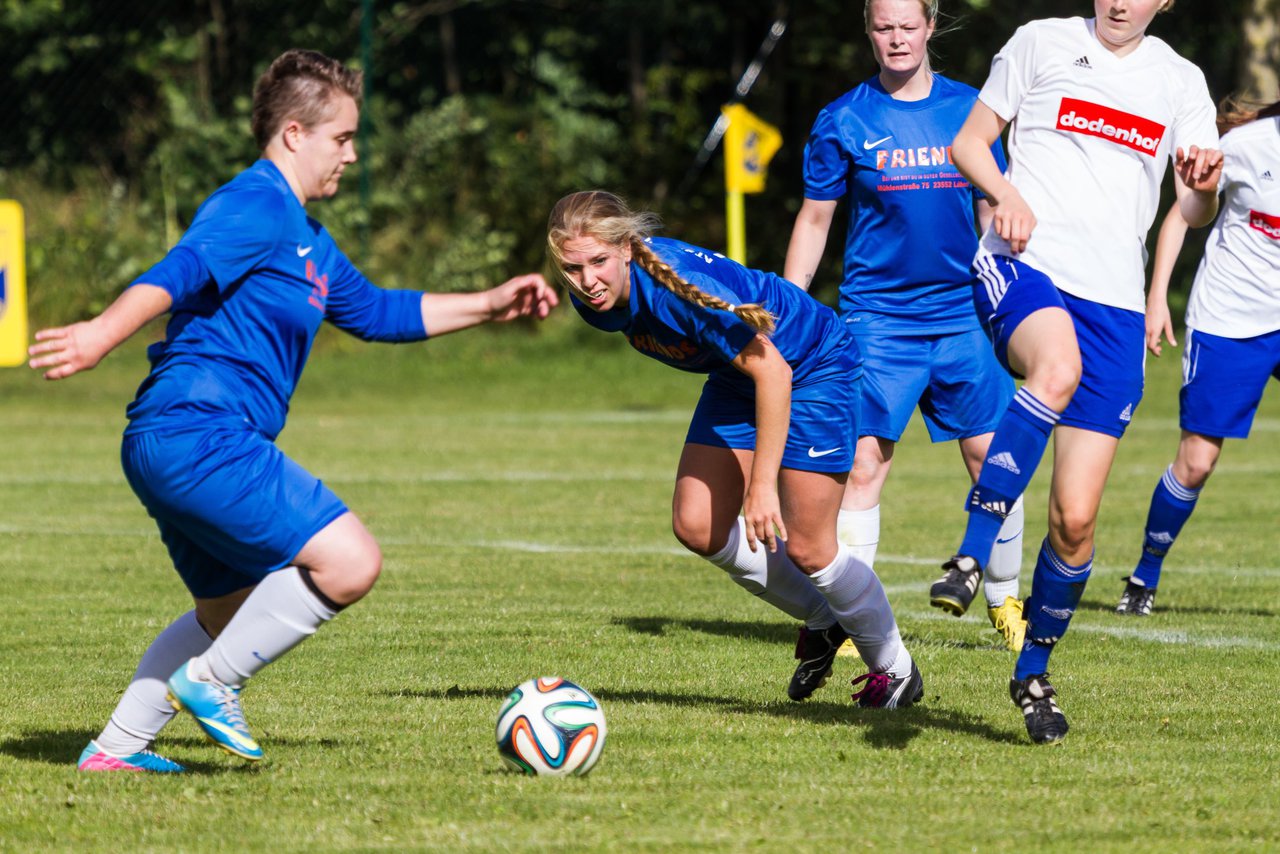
[281,119,305,152]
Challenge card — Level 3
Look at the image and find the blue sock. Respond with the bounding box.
[1131,466,1200,590]
[1015,539,1091,679]
[958,388,1060,567]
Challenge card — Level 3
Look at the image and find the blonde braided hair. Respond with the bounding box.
[547,190,775,335]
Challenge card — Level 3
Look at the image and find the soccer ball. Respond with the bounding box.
[495,677,606,776]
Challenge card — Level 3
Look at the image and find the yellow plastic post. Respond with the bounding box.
[721,104,781,266]
[0,200,28,368]
[725,190,746,264]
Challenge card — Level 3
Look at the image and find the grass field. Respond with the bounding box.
[2,319,1278,851]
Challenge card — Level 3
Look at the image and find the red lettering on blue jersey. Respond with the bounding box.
[630,334,699,362]
[876,145,954,171]
[305,259,329,311]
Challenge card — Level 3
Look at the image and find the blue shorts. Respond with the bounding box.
[974,255,1146,438]
[685,355,859,474]
[121,424,348,599]
[1180,327,1280,439]
[855,329,1013,442]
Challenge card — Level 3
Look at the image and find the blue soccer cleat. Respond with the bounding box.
[77,739,185,773]
[167,659,263,761]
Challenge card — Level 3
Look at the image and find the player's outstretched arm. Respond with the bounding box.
[783,199,837,292]
[953,101,1036,253]
[28,284,173,381]
[421,273,559,338]
[1145,204,1191,356]
[732,335,791,554]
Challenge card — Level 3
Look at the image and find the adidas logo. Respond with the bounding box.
[987,451,1021,474]
[1073,55,1092,69]
[1263,170,1274,181]
[1041,606,1075,620]
[1119,403,1133,422]
[1148,531,1174,545]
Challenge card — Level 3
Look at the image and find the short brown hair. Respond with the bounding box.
[251,49,363,151]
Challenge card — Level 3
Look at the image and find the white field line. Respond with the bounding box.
[3,524,1279,581]
[897,606,1280,651]
[0,470,672,486]
[2,522,1274,650]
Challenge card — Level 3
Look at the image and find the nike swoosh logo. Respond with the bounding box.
[197,716,260,751]
[297,245,313,257]
[807,447,842,458]
[863,135,893,149]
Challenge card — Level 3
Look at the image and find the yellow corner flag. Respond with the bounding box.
[0,200,28,368]
[721,103,782,194]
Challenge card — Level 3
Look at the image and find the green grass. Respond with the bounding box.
[2,319,1279,851]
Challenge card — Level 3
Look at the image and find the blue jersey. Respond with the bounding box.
[124,160,427,439]
[803,75,1007,334]
[572,237,857,396]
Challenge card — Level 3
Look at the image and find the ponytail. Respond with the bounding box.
[1217,93,1280,136]
[628,239,775,335]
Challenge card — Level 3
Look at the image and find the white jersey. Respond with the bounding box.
[1186,117,1280,338]
[976,17,1219,312]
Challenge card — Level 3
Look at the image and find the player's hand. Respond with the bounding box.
[486,273,559,322]
[742,485,786,554]
[28,321,112,380]
[1175,146,1223,193]
[991,187,1037,254]
[1144,300,1177,356]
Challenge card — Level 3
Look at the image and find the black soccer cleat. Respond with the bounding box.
[1115,577,1156,617]
[850,660,924,709]
[930,554,983,616]
[788,623,849,701]
[1010,674,1069,744]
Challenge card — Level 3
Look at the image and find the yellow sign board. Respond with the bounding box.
[0,200,28,367]
[721,104,782,195]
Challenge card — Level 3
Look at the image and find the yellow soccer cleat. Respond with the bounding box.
[988,596,1027,652]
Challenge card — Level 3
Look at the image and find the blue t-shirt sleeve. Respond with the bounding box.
[802,108,850,202]
[129,246,212,302]
[175,185,285,294]
[323,248,428,343]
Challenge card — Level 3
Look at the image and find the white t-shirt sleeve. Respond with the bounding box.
[1170,65,1220,156]
[978,23,1038,122]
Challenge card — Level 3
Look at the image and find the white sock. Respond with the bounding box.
[837,505,880,569]
[984,496,1024,606]
[806,546,910,676]
[199,567,338,687]
[95,610,213,756]
[706,517,837,628]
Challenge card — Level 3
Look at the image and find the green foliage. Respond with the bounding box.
[0,0,1268,318]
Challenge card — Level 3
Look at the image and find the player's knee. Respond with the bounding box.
[1029,360,1081,410]
[1174,452,1216,489]
[317,540,383,605]
[784,538,835,575]
[671,512,718,557]
[1049,512,1094,556]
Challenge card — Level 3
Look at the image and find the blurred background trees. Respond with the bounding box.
[0,0,1273,321]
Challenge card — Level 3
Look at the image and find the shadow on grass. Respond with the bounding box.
[1077,598,1278,619]
[0,729,333,773]
[384,686,1022,748]
[613,616,795,645]
[614,615,1001,652]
